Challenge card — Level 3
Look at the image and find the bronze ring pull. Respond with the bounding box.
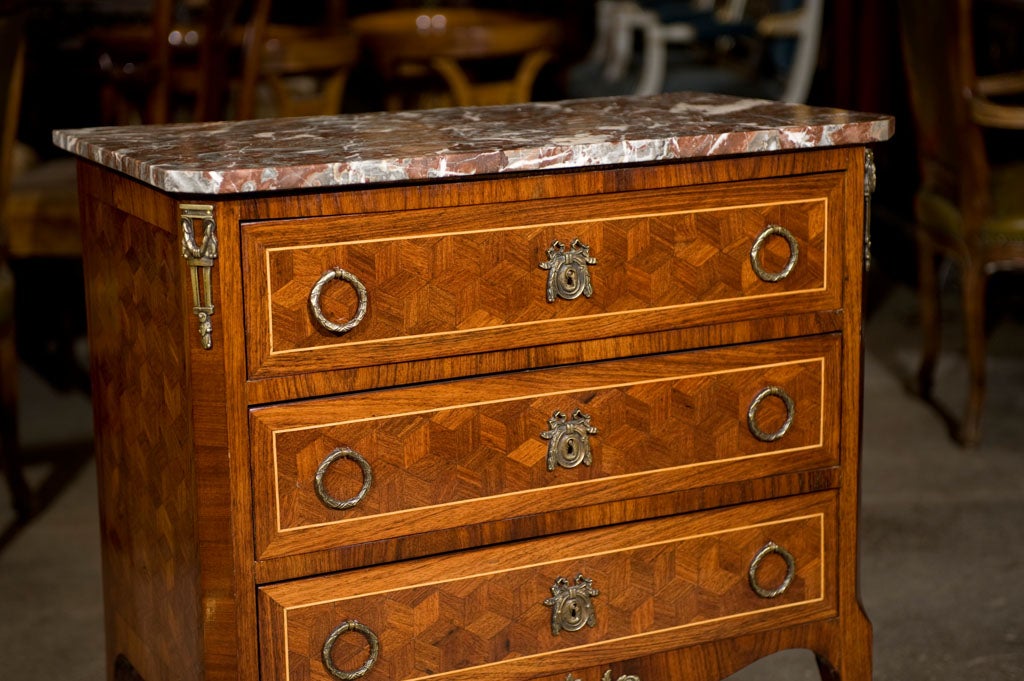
[750,224,799,282]
[322,620,379,680]
[747,386,795,442]
[748,541,796,598]
[314,447,373,511]
[309,267,369,335]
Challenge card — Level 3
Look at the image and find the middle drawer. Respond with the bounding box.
[250,336,840,560]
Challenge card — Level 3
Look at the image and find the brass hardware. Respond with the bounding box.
[747,386,795,442]
[180,204,217,349]
[314,447,373,511]
[863,148,877,271]
[748,541,796,598]
[544,573,599,636]
[566,673,641,681]
[309,267,368,335]
[321,620,379,680]
[540,409,598,471]
[750,224,799,282]
[539,239,597,302]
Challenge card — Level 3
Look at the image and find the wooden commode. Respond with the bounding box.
[55,92,893,681]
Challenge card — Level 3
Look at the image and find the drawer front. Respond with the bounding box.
[250,336,839,559]
[258,492,836,681]
[242,172,844,378]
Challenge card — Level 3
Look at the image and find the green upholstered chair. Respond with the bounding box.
[898,0,1024,445]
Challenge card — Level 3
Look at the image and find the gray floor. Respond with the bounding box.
[1,281,1022,680]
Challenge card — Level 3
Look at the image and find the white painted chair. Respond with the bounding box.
[601,0,741,85]
[632,0,823,102]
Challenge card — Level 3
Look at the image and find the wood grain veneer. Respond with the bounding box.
[243,172,840,377]
[73,140,873,681]
[258,492,837,681]
[250,335,838,560]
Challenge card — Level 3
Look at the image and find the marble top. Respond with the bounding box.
[53,92,894,195]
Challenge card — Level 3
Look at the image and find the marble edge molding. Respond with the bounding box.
[53,94,895,195]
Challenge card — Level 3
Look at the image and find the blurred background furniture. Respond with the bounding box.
[235,0,359,119]
[569,0,823,104]
[2,10,87,521]
[90,0,244,124]
[351,8,561,110]
[897,0,1024,446]
[91,0,358,123]
[1,11,31,521]
[603,0,749,93]
[3,6,91,520]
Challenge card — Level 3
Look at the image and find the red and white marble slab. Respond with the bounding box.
[53,92,894,195]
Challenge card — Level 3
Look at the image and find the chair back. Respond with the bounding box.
[897,0,990,225]
[763,0,823,103]
[235,0,358,118]
[238,26,359,118]
[94,0,250,123]
[1,13,25,205]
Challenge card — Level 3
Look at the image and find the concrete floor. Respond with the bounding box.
[1,281,1022,680]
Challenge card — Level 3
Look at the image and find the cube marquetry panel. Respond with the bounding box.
[251,336,839,559]
[83,199,202,679]
[258,493,836,681]
[243,172,844,377]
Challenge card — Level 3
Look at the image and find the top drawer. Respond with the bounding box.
[242,172,845,378]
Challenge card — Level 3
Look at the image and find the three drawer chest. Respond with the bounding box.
[56,92,893,681]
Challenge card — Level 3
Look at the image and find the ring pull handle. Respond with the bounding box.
[750,224,799,282]
[747,385,795,442]
[314,447,373,511]
[541,409,598,471]
[540,239,597,302]
[322,620,380,680]
[748,541,796,598]
[309,267,369,335]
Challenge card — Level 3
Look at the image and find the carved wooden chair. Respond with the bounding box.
[235,0,359,119]
[2,11,92,520]
[897,0,1024,445]
[1,11,30,520]
[93,0,249,124]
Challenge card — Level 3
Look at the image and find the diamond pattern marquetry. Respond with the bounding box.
[267,498,828,680]
[244,173,840,377]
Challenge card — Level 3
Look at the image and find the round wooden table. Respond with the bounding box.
[351,8,562,110]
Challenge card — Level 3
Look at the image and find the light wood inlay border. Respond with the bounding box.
[270,357,826,535]
[262,197,828,356]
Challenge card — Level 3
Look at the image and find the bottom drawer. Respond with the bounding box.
[258,492,837,681]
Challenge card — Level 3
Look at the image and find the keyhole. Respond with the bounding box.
[564,268,577,287]
[568,602,579,618]
[565,437,576,458]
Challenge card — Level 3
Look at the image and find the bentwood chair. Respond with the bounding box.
[898,0,1024,445]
